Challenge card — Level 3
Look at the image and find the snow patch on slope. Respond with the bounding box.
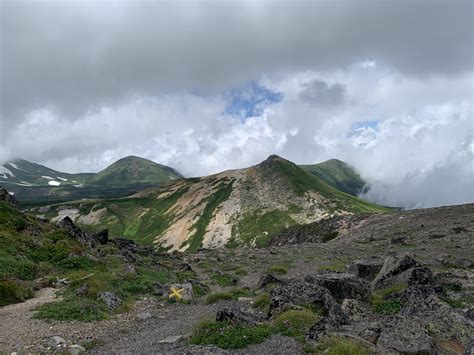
[0,166,15,178]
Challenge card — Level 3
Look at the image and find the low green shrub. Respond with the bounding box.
[371,284,406,315]
[253,292,270,311]
[372,298,403,315]
[190,320,273,349]
[273,309,319,338]
[314,336,373,355]
[205,292,234,304]
[212,274,236,287]
[268,264,288,275]
[34,298,108,322]
[0,279,33,306]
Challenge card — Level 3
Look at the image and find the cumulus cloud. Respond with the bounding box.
[0,1,473,209]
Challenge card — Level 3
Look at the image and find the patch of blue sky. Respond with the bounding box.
[225,81,283,120]
[348,120,380,137]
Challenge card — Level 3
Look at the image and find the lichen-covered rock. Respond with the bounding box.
[216,304,266,325]
[341,299,366,322]
[377,317,435,354]
[98,291,122,310]
[305,272,370,301]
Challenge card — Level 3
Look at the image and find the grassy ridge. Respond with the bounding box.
[300,159,366,196]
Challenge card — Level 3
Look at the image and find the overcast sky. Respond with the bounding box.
[1,0,473,209]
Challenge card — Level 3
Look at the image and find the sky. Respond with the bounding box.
[0,0,473,209]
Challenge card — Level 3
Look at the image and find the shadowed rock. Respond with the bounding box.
[91,229,109,245]
[372,253,420,289]
[349,258,383,280]
[305,272,370,301]
[216,303,266,325]
[0,187,17,207]
[57,216,95,247]
[269,280,347,326]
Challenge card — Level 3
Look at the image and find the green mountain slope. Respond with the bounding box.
[1,157,183,207]
[34,155,389,252]
[0,188,179,319]
[87,156,182,187]
[299,159,366,196]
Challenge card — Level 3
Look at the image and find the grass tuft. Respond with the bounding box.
[190,320,273,349]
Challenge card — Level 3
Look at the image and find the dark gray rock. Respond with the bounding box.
[112,238,139,252]
[377,317,435,354]
[258,274,285,289]
[269,280,347,326]
[216,304,266,325]
[348,258,383,280]
[179,263,193,272]
[305,272,370,301]
[57,216,95,247]
[0,187,17,207]
[98,291,122,310]
[465,308,474,321]
[453,259,473,268]
[91,229,108,245]
[372,253,420,289]
[75,284,89,296]
[464,338,474,355]
[359,323,381,344]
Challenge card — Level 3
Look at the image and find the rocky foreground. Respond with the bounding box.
[0,202,473,354]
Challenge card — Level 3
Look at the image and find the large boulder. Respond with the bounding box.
[305,272,370,301]
[269,280,347,326]
[377,317,436,354]
[57,216,95,247]
[0,187,17,207]
[372,253,420,289]
[349,258,383,280]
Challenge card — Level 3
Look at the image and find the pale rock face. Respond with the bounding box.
[154,164,333,251]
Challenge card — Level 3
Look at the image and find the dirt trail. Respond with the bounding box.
[0,288,58,351]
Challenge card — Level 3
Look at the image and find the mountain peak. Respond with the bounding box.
[258,154,287,167]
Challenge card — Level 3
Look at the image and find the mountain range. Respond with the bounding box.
[29,155,387,251]
[0,156,182,207]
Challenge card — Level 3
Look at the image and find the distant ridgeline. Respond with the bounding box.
[27,154,388,251]
[0,156,182,207]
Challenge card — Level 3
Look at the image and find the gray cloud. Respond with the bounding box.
[1,0,472,124]
[0,1,473,209]
[299,79,346,107]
